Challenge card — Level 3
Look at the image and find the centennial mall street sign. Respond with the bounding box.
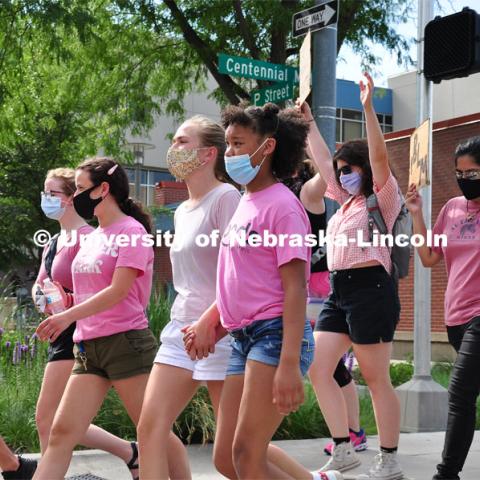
[218,53,299,106]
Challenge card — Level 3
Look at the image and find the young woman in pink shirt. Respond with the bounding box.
[33,158,187,480]
[307,73,403,480]
[406,136,480,480]
[32,168,143,479]
[137,116,241,479]
[183,103,342,480]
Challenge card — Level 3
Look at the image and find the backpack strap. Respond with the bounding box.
[366,193,387,240]
[42,233,74,294]
[43,233,60,281]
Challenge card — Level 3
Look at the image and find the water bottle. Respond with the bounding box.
[34,284,46,313]
[43,279,65,314]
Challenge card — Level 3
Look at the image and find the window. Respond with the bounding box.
[125,167,175,206]
[335,108,393,143]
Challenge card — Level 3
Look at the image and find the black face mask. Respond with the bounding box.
[457,178,480,201]
[73,185,103,220]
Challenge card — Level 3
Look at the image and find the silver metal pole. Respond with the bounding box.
[311,0,338,155]
[413,0,434,378]
[397,0,448,432]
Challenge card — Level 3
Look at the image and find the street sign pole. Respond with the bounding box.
[311,0,338,155]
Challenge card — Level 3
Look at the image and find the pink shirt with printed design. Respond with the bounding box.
[217,183,311,331]
[71,216,153,342]
[325,172,402,273]
[432,196,480,326]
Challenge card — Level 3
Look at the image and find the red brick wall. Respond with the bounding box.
[386,117,480,333]
[153,181,188,289]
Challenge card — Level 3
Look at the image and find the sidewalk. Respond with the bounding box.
[18,431,480,480]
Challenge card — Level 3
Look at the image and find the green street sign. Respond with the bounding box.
[218,53,299,84]
[251,82,294,106]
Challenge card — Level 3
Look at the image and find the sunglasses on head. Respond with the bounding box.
[338,165,352,175]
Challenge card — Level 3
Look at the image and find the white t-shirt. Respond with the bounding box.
[170,183,240,323]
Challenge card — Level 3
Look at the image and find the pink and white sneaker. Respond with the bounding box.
[324,429,368,456]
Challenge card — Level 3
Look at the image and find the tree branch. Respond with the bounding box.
[163,0,249,104]
[337,0,364,54]
[232,0,261,60]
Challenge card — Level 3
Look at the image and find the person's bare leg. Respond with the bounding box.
[81,425,139,479]
[233,360,314,479]
[0,437,19,472]
[309,332,352,437]
[37,360,144,478]
[213,374,244,479]
[353,342,400,448]
[32,374,110,480]
[342,380,361,433]
[133,365,196,480]
[36,360,74,454]
[206,380,223,419]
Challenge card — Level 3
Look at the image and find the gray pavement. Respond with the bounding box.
[18,431,480,480]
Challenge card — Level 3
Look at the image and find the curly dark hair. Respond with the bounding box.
[333,139,374,197]
[221,102,309,180]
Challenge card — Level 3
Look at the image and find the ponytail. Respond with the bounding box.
[119,197,153,235]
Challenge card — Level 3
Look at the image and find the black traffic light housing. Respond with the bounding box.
[424,7,480,83]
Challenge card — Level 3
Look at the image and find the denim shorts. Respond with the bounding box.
[226,317,315,376]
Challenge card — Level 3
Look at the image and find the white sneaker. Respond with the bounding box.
[314,471,344,480]
[356,451,403,479]
[319,442,361,472]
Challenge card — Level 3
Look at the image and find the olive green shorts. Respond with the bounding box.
[72,328,158,380]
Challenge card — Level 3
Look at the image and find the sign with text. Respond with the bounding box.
[292,0,338,38]
[299,30,311,104]
[409,119,431,189]
[218,53,299,84]
[251,82,294,107]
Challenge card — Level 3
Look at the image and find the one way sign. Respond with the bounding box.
[292,0,338,38]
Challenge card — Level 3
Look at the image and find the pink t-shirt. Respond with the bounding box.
[325,172,402,273]
[217,183,311,331]
[432,196,480,326]
[36,225,93,292]
[71,216,154,342]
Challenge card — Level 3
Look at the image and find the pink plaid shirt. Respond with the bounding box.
[325,172,402,273]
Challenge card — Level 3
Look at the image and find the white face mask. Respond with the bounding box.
[41,194,66,220]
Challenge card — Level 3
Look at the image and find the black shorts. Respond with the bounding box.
[47,322,76,362]
[315,266,400,344]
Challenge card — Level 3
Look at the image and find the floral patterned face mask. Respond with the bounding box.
[166,146,208,180]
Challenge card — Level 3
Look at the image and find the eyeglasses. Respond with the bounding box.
[455,170,480,180]
[41,190,66,198]
[337,165,352,175]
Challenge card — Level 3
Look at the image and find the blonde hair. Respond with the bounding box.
[184,115,230,183]
[46,168,76,195]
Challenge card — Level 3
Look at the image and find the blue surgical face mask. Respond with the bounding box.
[224,138,269,185]
[339,171,362,196]
[41,194,66,220]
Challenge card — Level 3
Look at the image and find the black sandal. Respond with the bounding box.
[126,441,139,480]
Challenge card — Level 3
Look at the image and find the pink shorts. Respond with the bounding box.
[309,271,330,298]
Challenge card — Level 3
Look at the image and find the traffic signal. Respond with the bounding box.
[424,7,480,83]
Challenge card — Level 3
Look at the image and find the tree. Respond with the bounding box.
[0,0,193,269]
[120,0,414,105]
